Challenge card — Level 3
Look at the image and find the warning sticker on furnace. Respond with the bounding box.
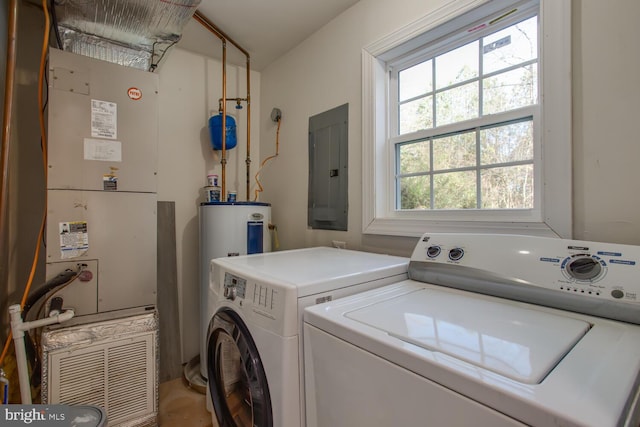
[59,221,89,259]
[91,99,117,139]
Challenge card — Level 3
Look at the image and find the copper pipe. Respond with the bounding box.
[221,40,227,197]
[0,0,19,289]
[193,11,249,57]
[193,10,252,201]
[245,56,251,200]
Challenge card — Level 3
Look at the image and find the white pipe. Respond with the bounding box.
[9,305,31,405]
[9,304,75,404]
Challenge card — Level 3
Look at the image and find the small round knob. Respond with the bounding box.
[427,246,441,258]
[611,289,624,299]
[449,248,464,261]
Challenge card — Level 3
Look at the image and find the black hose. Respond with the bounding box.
[22,271,77,390]
[49,296,63,314]
[49,0,63,50]
[22,269,78,320]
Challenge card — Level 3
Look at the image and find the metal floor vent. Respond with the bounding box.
[41,312,158,427]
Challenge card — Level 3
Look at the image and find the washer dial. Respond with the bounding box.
[562,255,606,282]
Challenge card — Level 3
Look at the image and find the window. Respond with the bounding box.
[362,0,571,237]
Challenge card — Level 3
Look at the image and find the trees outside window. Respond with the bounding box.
[392,14,537,211]
[362,0,572,238]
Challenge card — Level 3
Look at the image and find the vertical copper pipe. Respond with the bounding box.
[193,11,252,201]
[245,57,251,200]
[220,40,227,198]
[0,0,19,285]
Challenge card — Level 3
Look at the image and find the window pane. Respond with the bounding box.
[481,165,533,208]
[435,41,479,89]
[400,175,431,209]
[483,16,538,75]
[399,141,430,174]
[434,171,476,209]
[436,81,478,126]
[433,132,475,171]
[483,64,537,115]
[399,60,433,101]
[481,121,533,165]
[399,96,433,134]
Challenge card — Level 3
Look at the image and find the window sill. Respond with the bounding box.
[363,217,561,238]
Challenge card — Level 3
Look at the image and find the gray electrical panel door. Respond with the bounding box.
[308,104,348,231]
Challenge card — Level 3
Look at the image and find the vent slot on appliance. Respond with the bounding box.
[58,349,106,407]
[44,314,158,427]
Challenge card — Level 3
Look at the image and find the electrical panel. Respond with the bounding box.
[308,103,348,231]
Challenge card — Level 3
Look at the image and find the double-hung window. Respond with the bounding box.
[362,0,571,237]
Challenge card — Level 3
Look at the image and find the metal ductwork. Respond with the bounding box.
[53,0,201,70]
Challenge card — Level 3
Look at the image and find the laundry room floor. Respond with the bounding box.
[159,378,216,427]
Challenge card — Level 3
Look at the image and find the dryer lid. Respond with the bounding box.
[345,288,591,384]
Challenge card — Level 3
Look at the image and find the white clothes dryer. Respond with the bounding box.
[203,247,409,427]
[304,233,640,427]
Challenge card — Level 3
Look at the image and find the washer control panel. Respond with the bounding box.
[221,271,289,326]
[412,233,640,308]
[223,272,281,313]
[223,273,247,301]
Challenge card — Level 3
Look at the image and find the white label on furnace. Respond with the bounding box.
[59,221,89,259]
[91,99,117,139]
[84,138,122,162]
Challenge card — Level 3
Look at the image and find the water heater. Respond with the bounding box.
[198,202,271,377]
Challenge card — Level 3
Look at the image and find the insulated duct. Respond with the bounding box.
[53,0,201,70]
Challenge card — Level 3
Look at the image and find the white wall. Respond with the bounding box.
[572,0,640,244]
[259,0,640,255]
[157,47,261,362]
[259,0,444,255]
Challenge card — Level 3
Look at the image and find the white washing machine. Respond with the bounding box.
[203,247,409,427]
[304,233,640,427]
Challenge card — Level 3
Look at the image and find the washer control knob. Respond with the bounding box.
[449,248,464,261]
[427,246,441,258]
[224,285,237,301]
[566,256,602,281]
[611,289,624,299]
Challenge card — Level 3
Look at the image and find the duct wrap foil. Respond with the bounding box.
[41,311,160,426]
[54,0,201,70]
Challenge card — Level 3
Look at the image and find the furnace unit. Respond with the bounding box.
[42,48,159,426]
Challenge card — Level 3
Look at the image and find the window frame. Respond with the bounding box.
[362,0,571,238]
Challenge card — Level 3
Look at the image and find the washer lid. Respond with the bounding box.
[345,288,591,384]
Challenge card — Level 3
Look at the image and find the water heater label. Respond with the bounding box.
[91,99,117,139]
[59,221,89,259]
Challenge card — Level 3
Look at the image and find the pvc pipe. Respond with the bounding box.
[9,305,31,405]
[9,304,75,404]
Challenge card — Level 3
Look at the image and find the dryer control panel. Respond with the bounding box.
[409,233,640,324]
